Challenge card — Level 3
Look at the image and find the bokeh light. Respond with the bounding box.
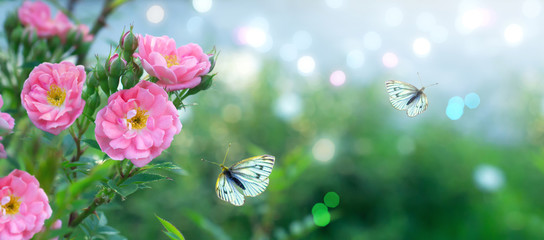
[324,192,340,208]
[325,0,343,9]
[382,52,398,68]
[329,70,346,86]
[346,50,365,69]
[146,5,165,23]
[297,56,316,75]
[312,138,335,162]
[446,96,464,120]
[236,27,267,48]
[474,164,504,192]
[312,203,331,227]
[464,92,481,109]
[412,37,431,57]
[192,0,213,13]
[363,32,382,51]
[458,8,492,33]
[274,92,302,121]
[385,7,403,27]
[290,220,304,235]
[504,24,524,45]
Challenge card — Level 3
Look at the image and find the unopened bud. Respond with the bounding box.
[9,26,23,53]
[121,70,137,89]
[120,30,138,54]
[108,75,120,94]
[94,63,109,94]
[107,53,126,79]
[83,92,100,117]
[3,12,19,36]
[33,40,47,61]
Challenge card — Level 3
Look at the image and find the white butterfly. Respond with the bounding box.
[205,151,275,206]
[385,79,437,117]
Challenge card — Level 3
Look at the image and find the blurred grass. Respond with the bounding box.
[101,58,544,240]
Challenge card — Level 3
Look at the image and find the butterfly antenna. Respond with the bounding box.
[417,72,423,87]
[201,158,221,167]
[426,82,439,88]
[221,143,231,166]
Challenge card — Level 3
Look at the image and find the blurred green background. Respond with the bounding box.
[2,0,544,239]
[106,59,544,239]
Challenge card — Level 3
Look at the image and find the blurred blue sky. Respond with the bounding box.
[1,0,542,144]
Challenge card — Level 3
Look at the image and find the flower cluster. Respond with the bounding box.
[18,0,93,42]
[0,1,218,238]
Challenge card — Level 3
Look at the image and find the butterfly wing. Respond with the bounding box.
[385,80,419,111]
[230,155,275,197]
[406,92,428,117]
[216,172,245,206]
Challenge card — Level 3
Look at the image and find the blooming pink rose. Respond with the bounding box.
[95,81,182,167]
[0,95,15,159]
[0,169,52,240]
[18,0,73,40]
[21,61,86,135]
[75,24,93,43]
[136,34,211,91]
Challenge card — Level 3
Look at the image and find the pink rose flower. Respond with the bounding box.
[0,169,52,240]
[18,1,73,40]
[95,81,182,167]
[0,94,15,159]
[21,61,86,135]
[75,24,94,43]
[136,34,211,91]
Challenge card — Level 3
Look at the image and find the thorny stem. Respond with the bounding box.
[66,196,107,238]
[77,0,126,65]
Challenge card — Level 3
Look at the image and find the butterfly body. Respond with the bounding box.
[406,87,425,105]
[385,80,431,117]
[221,166,246,190]
[215,155,275,206]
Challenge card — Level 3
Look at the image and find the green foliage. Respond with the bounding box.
[156,215,185,240]
[75,212,127,240]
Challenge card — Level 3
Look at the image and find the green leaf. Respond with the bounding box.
[121,173,169,186]
[164,232,183,240]
[62,134,76,156]
[186,211,230,240]
[107,179,138,198]
[141,161,186,175]
[156,215,185,240]
[82,139,101,150]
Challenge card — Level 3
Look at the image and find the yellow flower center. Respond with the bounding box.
[163,54,179,68]
[1,195,21,215]
[47,84,66,107]
[126,107,149,130]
